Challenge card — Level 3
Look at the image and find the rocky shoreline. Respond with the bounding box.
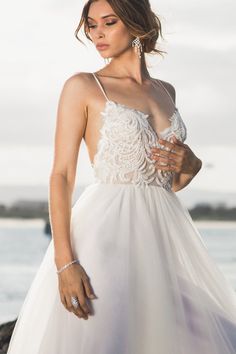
[0,319,16,354]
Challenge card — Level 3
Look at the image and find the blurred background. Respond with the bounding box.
[0,0,235,336]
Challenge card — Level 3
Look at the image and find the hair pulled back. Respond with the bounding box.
[75,0,166,56]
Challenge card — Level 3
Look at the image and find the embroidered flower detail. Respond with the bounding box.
[92,101,187,190]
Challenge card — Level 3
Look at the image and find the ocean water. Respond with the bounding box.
[0,218,236,325]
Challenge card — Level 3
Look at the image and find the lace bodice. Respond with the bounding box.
[91,73,187,191]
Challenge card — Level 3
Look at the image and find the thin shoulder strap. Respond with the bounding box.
[92,72,109,101]
[152,78,175,106]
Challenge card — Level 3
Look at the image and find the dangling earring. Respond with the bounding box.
[131,36,143,59]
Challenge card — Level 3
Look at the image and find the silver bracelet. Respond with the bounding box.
[56,259,80,274]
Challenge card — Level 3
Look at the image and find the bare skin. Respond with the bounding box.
[49,0,202,320]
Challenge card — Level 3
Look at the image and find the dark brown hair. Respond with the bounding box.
[74,0,166,57]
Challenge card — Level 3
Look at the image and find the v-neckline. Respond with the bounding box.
[104,99,179,122]
[92,72,178,120]
[91,101,183,168]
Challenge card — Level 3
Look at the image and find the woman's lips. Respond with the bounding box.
[96,44,109,51]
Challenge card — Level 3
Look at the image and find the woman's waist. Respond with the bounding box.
[92,168,173,190]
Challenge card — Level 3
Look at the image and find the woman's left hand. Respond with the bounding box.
[150,135,202,176]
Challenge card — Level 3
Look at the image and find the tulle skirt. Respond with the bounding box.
[7,182,236,354]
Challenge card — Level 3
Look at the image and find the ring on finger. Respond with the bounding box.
[71,296,80,309]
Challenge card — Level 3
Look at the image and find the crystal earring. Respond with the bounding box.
[104,58,110,65]
[131,36,143,59]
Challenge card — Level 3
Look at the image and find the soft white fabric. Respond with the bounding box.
[7,82,236,354]
[92,99,187,190]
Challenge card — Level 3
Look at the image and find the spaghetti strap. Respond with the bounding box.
[92,72,109,101]
[151,78,175,107]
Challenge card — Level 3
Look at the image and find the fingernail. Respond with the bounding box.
[89,293,96,299]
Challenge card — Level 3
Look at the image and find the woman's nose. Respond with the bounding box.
[95,32,105,40]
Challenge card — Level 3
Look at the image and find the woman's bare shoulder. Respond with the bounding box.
[59,71,97,109]
[152,77,176,104]
[61,71,95,103]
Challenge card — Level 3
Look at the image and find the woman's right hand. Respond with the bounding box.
[57,263,97,320]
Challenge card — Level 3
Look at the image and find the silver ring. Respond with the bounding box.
[71,296,80,309]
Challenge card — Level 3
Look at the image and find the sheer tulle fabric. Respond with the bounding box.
[7,183,236,353]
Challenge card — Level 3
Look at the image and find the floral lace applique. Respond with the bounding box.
[92,101,187,190]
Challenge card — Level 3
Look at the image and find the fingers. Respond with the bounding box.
[63,288,90,319]
[151,148,182,162]
[170,136,186,146]
[59,277,96,320]
[150,137,188,173]
[155,158,177,172]
[150,148,183,173]
[60,293,67,309]
[153,156,178,167]
[154,157,182,173]
[151,140,183,156]
[77,282,92,317]
[155,163,176,172]
[66,293,88,319]
[82,273,97,300]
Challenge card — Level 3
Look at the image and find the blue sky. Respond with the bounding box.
[0,0,235,195]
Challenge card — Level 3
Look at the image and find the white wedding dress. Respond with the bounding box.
[7,73,236,354]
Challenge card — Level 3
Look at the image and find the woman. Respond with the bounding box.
[7,0,236,353]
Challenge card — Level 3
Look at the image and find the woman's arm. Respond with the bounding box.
[49,73,96,320]
[49,73,88,269]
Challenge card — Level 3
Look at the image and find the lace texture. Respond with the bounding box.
[92,101,187,190]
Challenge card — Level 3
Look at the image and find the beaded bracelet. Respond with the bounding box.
[56,259,80,274]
